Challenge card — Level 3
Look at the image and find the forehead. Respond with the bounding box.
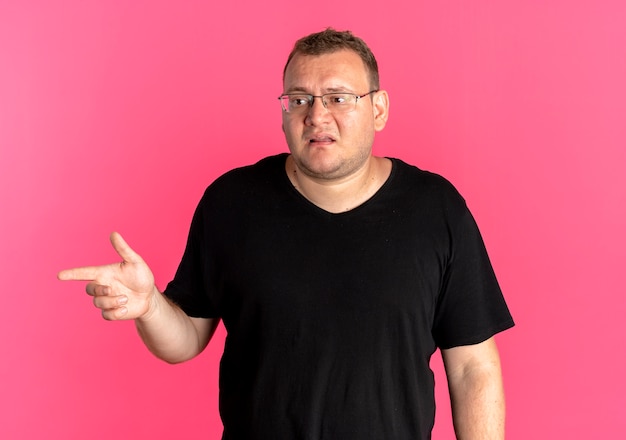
[283,49,369,92]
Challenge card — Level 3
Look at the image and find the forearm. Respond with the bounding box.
[135,288,209,364]
[447,359,506,439]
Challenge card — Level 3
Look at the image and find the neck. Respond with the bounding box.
[285,155,391,213]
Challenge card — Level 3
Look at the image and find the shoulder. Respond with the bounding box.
[184,154,289,233]
[201,153,287,196]
[211,153,287,188]
[386,158,466,208]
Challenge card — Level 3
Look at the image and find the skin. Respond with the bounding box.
[442,338,507,439]
[281,50,391,213]
[59,48,506,439]
[57,232,216,364]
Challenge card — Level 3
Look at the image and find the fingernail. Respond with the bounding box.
[117,296,128,305]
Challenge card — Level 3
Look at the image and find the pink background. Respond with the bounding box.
[1,1,625,438]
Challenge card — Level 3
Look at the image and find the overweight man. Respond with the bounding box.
[60,28,514,439]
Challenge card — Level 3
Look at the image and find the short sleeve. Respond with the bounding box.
[432,198,514,349]
[163,190,219,319]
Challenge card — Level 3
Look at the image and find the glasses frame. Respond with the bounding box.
[278,90,379,114]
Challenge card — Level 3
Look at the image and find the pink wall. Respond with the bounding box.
[2,1,625,438]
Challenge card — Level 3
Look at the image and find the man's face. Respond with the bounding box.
[282,50,387,181]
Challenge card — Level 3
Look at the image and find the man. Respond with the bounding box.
[59,29,514,439]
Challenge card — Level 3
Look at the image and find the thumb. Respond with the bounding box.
[110,232,143,264]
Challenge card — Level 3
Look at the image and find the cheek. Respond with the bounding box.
[282,119,303,147]
[281,116,293,136]
[339,117,374,143]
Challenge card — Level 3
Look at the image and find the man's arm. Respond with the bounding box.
[58,232,216,364]
[135,290,218,363]
[441,337,506,440]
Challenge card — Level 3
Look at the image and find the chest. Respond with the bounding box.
[215,203,450,332]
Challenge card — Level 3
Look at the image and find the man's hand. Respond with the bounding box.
[58,232,157,321]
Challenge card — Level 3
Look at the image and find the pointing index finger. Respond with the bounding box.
[57,266,101,281]
[57,232,140,282]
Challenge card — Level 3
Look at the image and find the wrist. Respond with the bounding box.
[137,285,162,323]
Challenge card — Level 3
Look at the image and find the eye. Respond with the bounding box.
[290,95,310,107]
[328,94,350,105]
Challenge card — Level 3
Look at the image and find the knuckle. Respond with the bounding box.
[100,305,128,321]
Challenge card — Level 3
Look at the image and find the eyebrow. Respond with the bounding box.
[284,86,354,94]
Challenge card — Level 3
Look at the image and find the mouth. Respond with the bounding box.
[308,134,336,145]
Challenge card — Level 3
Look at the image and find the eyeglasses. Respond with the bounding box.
[278,90,378,114]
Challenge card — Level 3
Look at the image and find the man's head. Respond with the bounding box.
[283,28,380,91]
[280,29,389,182]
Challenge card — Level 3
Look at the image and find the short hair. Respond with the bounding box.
[283,28,380,89]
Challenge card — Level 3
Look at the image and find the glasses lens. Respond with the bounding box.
[280,95,311,113]
[279,93,360,114]
[324,94,356,113]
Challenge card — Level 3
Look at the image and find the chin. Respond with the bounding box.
[303,158,359,180]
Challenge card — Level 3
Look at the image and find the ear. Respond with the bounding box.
[372,90,390,131]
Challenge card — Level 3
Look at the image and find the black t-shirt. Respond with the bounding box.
[164,153,514,439]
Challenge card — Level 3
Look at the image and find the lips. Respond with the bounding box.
[308,133,336,144]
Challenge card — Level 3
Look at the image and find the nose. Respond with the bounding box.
[305,96,330,125]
